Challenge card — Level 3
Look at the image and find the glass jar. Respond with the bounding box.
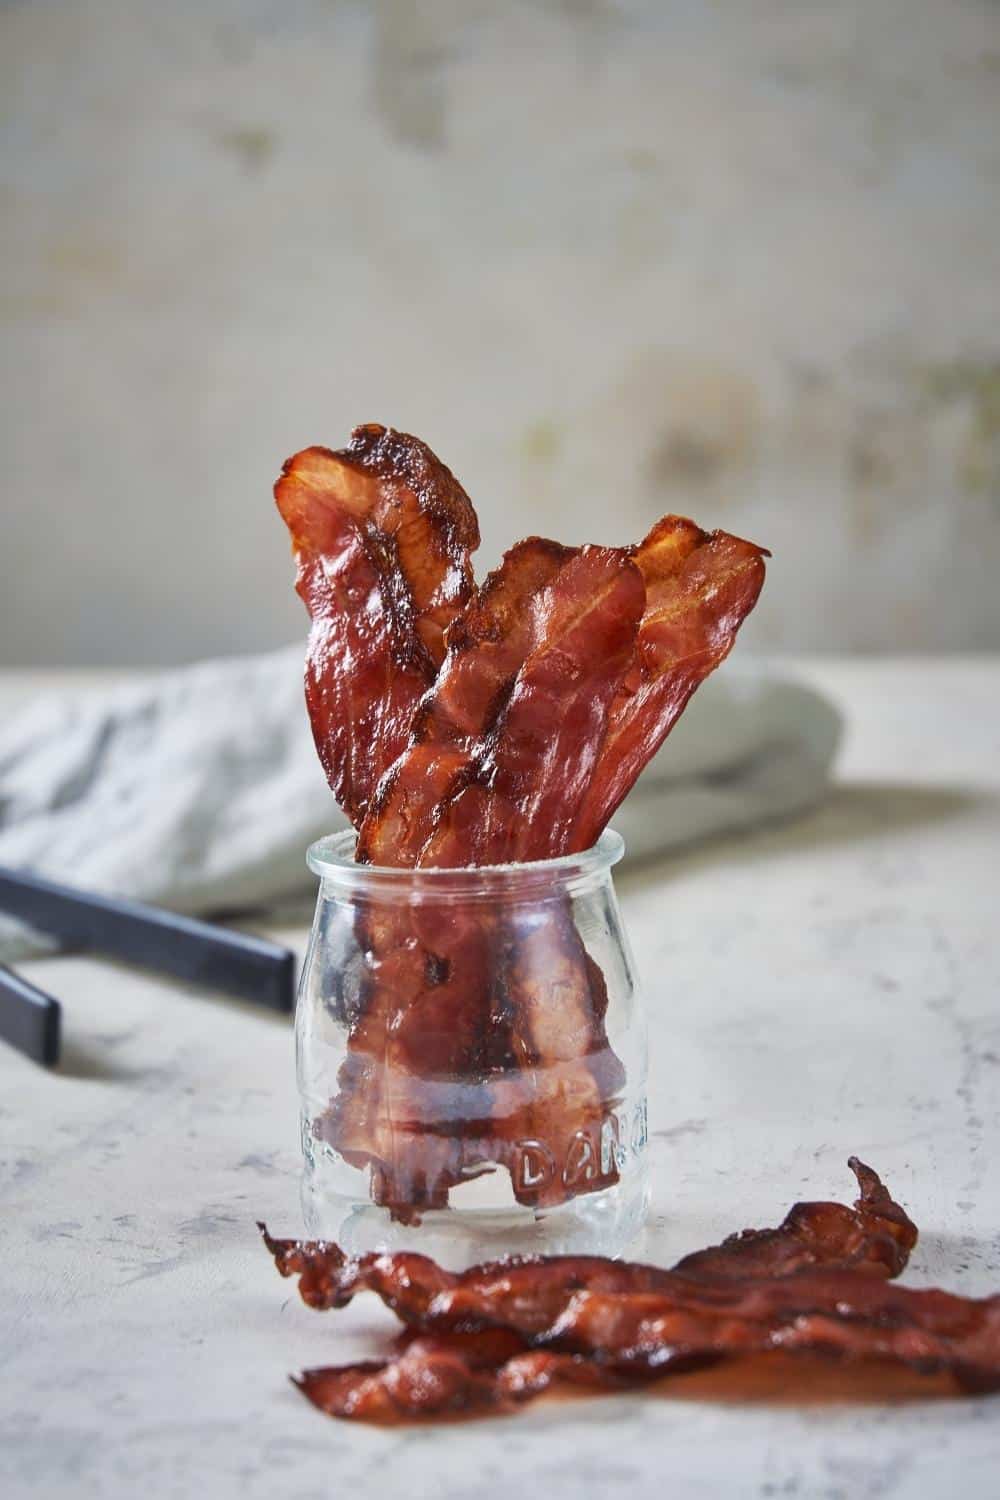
[296,828,648,1262]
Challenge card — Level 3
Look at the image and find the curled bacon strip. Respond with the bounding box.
[672,1156,917,1282]
[275,425,479,824]
[572,518,768,849]
[260,1159,915,1317]
[291,1280,998,1422]
[262,1163,1000,1423]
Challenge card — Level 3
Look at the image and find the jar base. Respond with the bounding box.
[301,1166,650,1267]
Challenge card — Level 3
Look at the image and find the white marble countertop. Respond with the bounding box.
[2,657,998,1498]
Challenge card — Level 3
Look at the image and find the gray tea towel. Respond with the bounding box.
[0,647,841,962]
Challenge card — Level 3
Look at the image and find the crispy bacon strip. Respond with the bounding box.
[335,540,586,1211]
[293,1278,1000,1423]
[335,545,643,1213]
[485,906,625,1208]
[263,1163,1000,1423]
[417,546,644,866]
[357,537,573,865]
[358,543,643,866]
[572,518,768,849]
[672,1156,917,1282]
[541,1275,1000,1379]
[275,425,479,824]
[259,1159,915,1316]
[317,888,499,1220]
[293,1328,632,1424]
[321,889,624,1217]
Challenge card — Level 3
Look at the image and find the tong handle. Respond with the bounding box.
[0,964,61,1065]
[0,867,296,1014]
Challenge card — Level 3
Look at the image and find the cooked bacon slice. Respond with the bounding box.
[358,542,643,866]
[293,1281,1000,1423]
[259,1159,915,1316]
[318,890,624,1217]
[417,546,644,866]
[293,1328,631,1423]
[262,1164,1000,1424]
[672,1156,917,1282]
[356,536,571,865]
[317,888,498,1220]
[572,519,768,850]
[278,428,769,1225]
[486,904,625,1208]
[526,1275,1000,1392]
[274,425,479,824]
[340,539,587,1211]
[334,544,643,1214]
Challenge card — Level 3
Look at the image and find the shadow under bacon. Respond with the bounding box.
[276,425,767,1221]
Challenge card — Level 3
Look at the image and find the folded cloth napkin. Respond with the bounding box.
[0,646,841,963]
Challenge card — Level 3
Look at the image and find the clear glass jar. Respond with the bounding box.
[296,828,648,1263]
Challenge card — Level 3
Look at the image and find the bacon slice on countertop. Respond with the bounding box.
[262,1162,1000,1422]
[671,1156,917,1282]
[293,1327,633,1424]
[571,519,768,850]
[275,425,479,825]
[292,1280,1000,1423]
[259,1159,915,1317]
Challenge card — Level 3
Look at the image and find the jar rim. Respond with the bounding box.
[306,826,625,893]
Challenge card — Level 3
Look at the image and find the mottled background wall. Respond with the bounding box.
[3,0,998,665]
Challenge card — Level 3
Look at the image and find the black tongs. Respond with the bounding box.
[0,866,297,1067]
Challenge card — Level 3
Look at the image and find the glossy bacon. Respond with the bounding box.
[262,1164,1000,1424]
[260,1159,915,1317]
[293,1328,630,1424]
[275,425,479,824]
[486,905,625,1208]
[316,887,498,1220]
[319,890,624,1218]
[292,1279,1000,1423]
[335,544,643,1214]
[358,542,643,867]
[672,1156,917,1282]
[419,546,644,866]
[278,428,769,1225]
[356,537,571,865]
[572,518,768,849]
[337,541,580,1210]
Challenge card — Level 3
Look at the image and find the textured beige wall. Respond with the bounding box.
[2,0,998,665]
